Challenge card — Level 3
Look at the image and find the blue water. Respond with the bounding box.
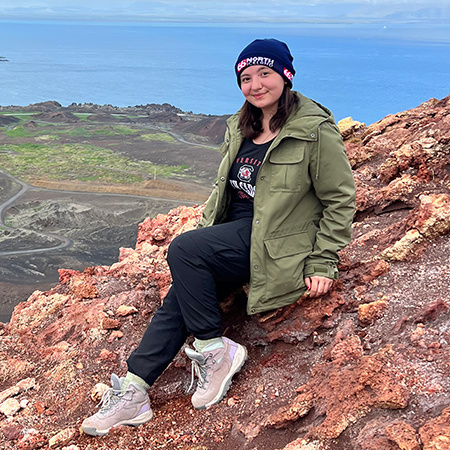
[0,21,449,124]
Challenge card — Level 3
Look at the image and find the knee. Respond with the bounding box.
[167,232,194,266]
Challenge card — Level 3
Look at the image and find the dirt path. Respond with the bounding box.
[0,169,205,257]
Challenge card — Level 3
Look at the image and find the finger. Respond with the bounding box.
[309,279,320,297]
[305,277,311,290]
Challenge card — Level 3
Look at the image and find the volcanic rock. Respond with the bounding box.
[35,111,80,123]
[0,95,449,449]
[0,115,19,126]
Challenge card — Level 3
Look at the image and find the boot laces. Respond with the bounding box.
[187,354,215,393]
[97,386,129,412]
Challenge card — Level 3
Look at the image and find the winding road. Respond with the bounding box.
[0,169,198,257]
[0,121,213,257]
[0,168,74,256]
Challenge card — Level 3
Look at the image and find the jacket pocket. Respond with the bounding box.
[268,143,306,192]
[263,232,311,298]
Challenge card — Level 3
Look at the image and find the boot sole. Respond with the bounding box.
[81,409,154,436]
[200,343,247,409]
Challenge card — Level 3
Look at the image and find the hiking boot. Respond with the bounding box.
[185,336,247,409]
[81,374,153,436]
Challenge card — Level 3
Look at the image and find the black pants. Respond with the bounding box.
[126,218,252,386]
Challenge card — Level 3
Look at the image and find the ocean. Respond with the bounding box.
[0,20,449,125]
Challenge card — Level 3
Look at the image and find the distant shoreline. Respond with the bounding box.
[1,19,450,44]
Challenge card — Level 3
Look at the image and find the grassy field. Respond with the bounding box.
[3,124,140,139]
[0,141,188,184]
[0,112,193,185]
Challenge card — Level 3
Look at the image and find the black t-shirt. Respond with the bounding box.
[226,138,272,221]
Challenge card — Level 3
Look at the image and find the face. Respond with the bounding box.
[240,65,286,116]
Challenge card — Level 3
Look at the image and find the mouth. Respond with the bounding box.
[252,93,267,100]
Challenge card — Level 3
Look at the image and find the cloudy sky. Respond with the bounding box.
[0,0,448,22]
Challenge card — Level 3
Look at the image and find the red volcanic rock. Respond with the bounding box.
[385,421,421,450]
[264,345,409,440]
[358,297,389,326]
[15,428,46,450]
[1,96,450,449]
[419,406,450,450]
[101,317,121,330]
[2,423,24,441]
[116,305,138,317]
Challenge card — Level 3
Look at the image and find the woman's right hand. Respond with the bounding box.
[305,276,333,298]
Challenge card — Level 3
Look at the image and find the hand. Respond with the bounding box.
[305,276,333,298]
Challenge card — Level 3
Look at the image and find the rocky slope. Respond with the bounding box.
[0,95,449,449]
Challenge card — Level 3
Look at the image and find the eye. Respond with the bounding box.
[240,76,251,83]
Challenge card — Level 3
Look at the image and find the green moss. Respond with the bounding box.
[3,126,33,138]
[141,133,175,142]
[72,113,91,121]
[0,142,189,184]
[55,125,138,138]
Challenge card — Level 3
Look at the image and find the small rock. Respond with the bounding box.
[20,399,29,409]
[2,424,24,441]
[96,349,117,362]
[419,406,450,450]
[35,401,46,414]
[48,427,78,448]
[0,398,21,417]
[0,378,36,404]
[385,420,420,450]
[116,305,138,316]
[358,298,389,326]
[101,317,120,330]
[107,330,124,343]
[91,383,109,403]
[16,428,46,450]
[410,324,426,342]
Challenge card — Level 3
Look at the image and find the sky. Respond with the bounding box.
[0,0,448,23]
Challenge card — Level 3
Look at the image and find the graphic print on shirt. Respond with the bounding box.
[238,164,254,182]
[230,156,262,200]
[227,138,272,221]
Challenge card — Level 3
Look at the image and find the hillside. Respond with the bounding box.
[0,95,449,449]
[0,103,223,322]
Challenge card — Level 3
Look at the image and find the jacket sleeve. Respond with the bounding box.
[304,120,356,279]
[197,183,219,229]
[197,126,232,229]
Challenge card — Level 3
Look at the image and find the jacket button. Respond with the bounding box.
[260,176,265,180]
[254,265,259,270]
[220,177,225,182]
[251,309,255,313]
[255,220,260,225]
[311,132,316,138]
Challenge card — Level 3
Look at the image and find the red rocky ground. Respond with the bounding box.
[1,95,449,449]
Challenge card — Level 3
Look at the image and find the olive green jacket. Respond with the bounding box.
[198,92,356,315]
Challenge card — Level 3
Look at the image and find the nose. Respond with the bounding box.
[251,77,262,91]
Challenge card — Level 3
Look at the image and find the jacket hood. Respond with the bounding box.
[280,92,335,139]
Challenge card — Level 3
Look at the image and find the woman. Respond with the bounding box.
[82,38,356,436]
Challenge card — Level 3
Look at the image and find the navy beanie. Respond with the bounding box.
[235,38,295,86]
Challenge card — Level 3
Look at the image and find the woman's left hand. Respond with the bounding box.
[305,276,333,298]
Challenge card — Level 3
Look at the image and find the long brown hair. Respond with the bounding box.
[238,86,299,140]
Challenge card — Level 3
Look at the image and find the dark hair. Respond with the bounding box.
[238,86,299,140]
